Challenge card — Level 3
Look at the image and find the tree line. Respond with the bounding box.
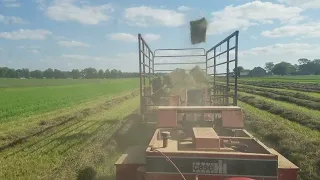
[265,59,320,75]
[1,58,319,79]
[0,67,141,79]
[234,58,320,77]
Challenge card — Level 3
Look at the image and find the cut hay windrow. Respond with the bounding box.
[237,93,320,131]
[238,80,320,93]
[237,84,320,102]
[239,101,320,180]
[236,87,320,110]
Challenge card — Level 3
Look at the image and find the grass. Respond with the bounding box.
[0,78,139,123]
[238,101,320,180]
[237,92,320,130]
[237,87,320,110]
[234,77,320,179]
[238,84,320,99]
[0,90,138,147]
[0,95,140,180]
[238,80,320,92]
[0,78,135,88]
[241,75,320,83]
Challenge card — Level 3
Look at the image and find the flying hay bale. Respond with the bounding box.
[150,66,209,104]
[167,68,189,86]
[190,17,208,45]
[189,66,209,84]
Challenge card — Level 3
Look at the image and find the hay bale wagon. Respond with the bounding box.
[115,30,299,180]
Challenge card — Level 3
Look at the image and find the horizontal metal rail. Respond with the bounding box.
[140,51,154,62]
[154,48,205,54]
[155,69,206,72]
[207,31,239,53]
[154,62,206,65]
[154,54,206,58]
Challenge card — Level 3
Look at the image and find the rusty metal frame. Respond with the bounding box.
[138,31,239,118]
[138,34,154,116]
[153,48,206,73]
[206,31,239,106]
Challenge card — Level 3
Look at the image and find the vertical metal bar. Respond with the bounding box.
[206,52,211,105]
[234,33,239,106]
[138,34,143,115]
[213,48,216,106]
[148,49,151,86]
[226,39,230,105]
[205,53,208,75]
[152,54,154,75]
[142,43,146,89]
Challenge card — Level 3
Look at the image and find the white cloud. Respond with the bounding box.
[142,34,161,41]
[207,1,304,35]
[58,40,91,48]
[250,35,257,40]
[178,6,191,11]
[45,0,114,24]
[278,0,320,9]
[61,53,129,62]
[262,22,320,38]
[241,43,320,56]
[55,52,139,71]
[124,6,185,27]
[108,33,160,42]
[2,0,21,8]
[30,49,39,54]
[4,3,20,7]
[17,46,40,54]
[53,35,68,40]
[61,54,105,61]
[34,0,46,10]
[0,29,52,40]
[239,43,320,68]
[108,33,136,42]
[0,15,28,24]
[18,45,39,49]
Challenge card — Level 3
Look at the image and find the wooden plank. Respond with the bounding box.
[193,127,218,138]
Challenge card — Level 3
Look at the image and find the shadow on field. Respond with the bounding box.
[74,111,157,180]
[55,120,119,155]
[77,167,115,180]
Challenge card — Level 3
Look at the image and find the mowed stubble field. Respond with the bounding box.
[0,75,320,180]
[235,75,320,180]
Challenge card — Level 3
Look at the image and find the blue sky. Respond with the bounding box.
[0,0,320,72]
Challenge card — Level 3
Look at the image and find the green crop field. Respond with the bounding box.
[0,78,143,180]
[0,78,122,88]
[235,76,320,180]
[1,75,320,180]
[0,78,139,123]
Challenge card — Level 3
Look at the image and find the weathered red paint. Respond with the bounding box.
[278,168,298,180]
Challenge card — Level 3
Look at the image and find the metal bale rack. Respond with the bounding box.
[138,31,239,120]
[115,30,299,180]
